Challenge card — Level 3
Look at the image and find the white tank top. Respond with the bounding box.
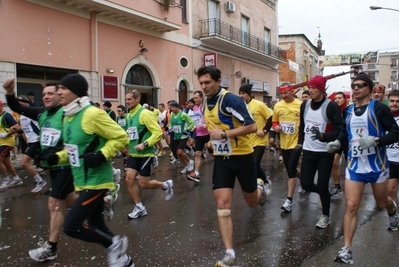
[387,116,399,162]
[303,100,330,152]
[20,115,40,143]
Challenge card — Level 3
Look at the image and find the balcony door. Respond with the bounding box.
[241,16,249,46]
[208,0,220,35]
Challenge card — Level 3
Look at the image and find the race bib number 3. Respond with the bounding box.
[212,139,232,155]
[127,127,138,140]
[280,121,295,134]
[64,143,80,167]
[41,128,61,147]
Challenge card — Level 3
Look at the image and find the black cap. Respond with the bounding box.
[59,74,88,97]
[103,101,112,108]
[239,84,253,95]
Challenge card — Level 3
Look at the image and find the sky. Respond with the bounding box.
[277,0,398,94]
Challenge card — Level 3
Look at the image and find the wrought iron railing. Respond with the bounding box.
[261,0,276,10]
[200,18,286,61]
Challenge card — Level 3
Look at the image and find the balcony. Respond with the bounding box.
[32,0,182,32]
[199,18,286,66]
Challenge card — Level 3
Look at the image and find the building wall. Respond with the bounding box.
[0,0,193,107]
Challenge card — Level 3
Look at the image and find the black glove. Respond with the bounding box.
[34,148,59,167]
[310,126,322,141]
[79,151,106,168]
[294,145,302,152]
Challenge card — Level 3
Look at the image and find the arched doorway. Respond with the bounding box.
[125,64,157,105]
[178,80,188,109]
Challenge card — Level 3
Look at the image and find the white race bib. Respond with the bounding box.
[118,119,126,127]
[41,128,61,147]
[191,114,202,127]
[280,121,295,134]
[212,139,232,155]
[127,127,138,140]
[64,143,80,167]
[351,140,376,157]
[172,125,181,133]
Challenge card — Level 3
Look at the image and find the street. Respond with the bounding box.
[0,150,398,267]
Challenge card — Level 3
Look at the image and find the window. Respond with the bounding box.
[179,57,189,69]
[264,28,270,54]
[392,58,399,67]
[181,0,187,23]
[241,16,249,46]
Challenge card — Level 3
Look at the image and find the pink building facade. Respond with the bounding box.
[0,0,285,109]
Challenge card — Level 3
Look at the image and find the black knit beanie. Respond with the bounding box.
[59,74,88,97]
[239,84,253,95]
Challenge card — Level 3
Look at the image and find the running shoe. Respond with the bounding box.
[330,186,343,197]
[128,206,147,219]
[107,235,128,267]
[278,155,283,162]
[113,168,121,184]
[316,215,330,229]
[123,255,135,267]
[112,184,120,202]
[189,149,195,157]
[281,199,292,212]
[264,178,272,196]
[163,179,174,201]
[31,180,47,193]
[104,194,114,221]
[187,172,200,183]
[170,158,180,164]
[158,150,166,157]
[180,165,189,174]
[215,253,236,267]
[257,179,267,206]
[28,239,57,262]
[0,178,12,190]
[154,148,160,155]
[187,160,194,172]
[334,246,353,264]
[298,185,306,194]
[152,155,159,169]
[8,178,23,188]
[388,201,399,231]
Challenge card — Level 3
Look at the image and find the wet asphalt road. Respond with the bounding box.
[0,149,398,267]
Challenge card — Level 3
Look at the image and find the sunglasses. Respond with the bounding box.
[351,82,368,89]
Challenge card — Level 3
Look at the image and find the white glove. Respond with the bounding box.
[326,140,341,153]
[0,133,8,139]
[358,134,377,149]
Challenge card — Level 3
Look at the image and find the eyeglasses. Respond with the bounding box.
[351,82,368,89]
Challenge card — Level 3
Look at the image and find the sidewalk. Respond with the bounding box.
[10,152,24,170]
[302,210,399,267]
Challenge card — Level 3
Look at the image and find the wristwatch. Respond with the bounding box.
[221,130,227,139]
[143,141,149,147]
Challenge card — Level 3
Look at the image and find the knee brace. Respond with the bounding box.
[217,209,231,217]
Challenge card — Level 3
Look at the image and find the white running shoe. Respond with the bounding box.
[31,180,47,193]
[164,179,174,201]
[28,239,57,262]
[104,194,114,221]
[113,168,121,184]
[281,199,292,212]
[187,160,194,172]
[128,206,147,219]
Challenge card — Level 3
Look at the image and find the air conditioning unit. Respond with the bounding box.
[241,77,250,84]
[225,1,236,13]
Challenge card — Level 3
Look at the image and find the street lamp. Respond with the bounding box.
[370,6,399,12]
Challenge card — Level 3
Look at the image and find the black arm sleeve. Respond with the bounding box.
[375,101,399,146]
[321,101,344,142]
[5,95,43,120]
[297,101,306,145]
[337,106,349,145]
[263,116,272,132]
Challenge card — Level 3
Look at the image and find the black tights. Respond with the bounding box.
[253,146,267,183]
[300,151,334,216]
[64,189,114,248]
